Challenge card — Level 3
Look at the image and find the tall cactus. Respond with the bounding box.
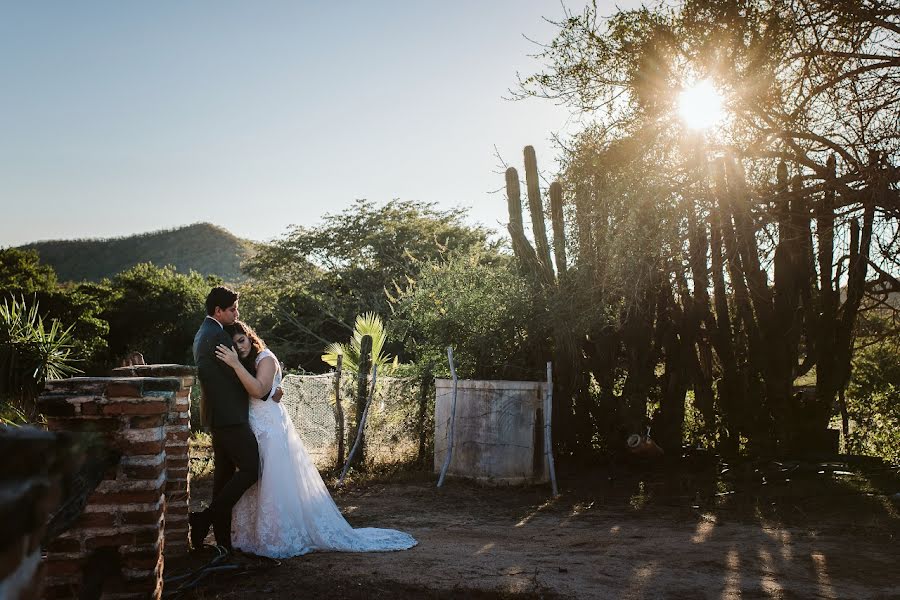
[549,181,568,278]
[505,167,543,280]
[524,146,555,280]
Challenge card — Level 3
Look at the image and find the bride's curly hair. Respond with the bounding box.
[226,320,267,374]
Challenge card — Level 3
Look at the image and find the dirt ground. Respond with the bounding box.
[170,451,900,599]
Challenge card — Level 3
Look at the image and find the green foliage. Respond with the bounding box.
[322,313,397,375]
[0,296,82,418]
[0,402,28,426]
[0,248,108,370]
[0,247,58,292]
[20,223,254,283]
[393,252,538,380]
[102,263,216,365]
[242,199,499,371]
[845,337,900,464]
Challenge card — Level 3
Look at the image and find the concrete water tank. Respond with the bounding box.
[434,378,549,484]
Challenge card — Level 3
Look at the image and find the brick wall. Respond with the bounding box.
[39,376,181,600]
[110,365,195,557]
[0,427,72,600]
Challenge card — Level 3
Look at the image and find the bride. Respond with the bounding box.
[214,320,417,558]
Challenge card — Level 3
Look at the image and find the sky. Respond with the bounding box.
[0,1,640,246]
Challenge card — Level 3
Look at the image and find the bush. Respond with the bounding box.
[845,337,900,463]
[392,253,539,380]
[0,296,82,419]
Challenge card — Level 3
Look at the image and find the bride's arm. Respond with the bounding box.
[215,345,276,399]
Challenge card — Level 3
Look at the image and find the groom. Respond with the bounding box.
[189,285,262,551]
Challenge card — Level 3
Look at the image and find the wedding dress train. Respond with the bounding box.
[231,349,417,558]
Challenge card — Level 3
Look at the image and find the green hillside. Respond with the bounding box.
[19,223,256,283]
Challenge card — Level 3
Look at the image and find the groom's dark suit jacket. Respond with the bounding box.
[193,317,249,428]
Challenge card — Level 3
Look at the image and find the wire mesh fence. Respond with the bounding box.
[280,372,431,471]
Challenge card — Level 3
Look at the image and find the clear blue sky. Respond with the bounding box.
[1,1,639,246]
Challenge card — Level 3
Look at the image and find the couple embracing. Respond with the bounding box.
[189,285,417,558]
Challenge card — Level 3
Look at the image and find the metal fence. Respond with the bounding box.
[280,372,430,471]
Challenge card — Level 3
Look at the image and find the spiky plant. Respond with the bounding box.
[0,296,82,419]
[321,313,397,375]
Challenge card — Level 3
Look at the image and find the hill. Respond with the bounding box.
[19,223,256,283]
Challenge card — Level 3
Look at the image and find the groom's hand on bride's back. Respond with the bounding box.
[272,386,284,403]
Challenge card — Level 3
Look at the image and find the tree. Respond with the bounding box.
[393,252,539,380]
[0,248,108,370]
[0,247,58,292]
[507,0,899,456]
[102,263,215,365]
[242,199,500,371]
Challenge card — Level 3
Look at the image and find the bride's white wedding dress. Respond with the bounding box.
[231,349,417,558]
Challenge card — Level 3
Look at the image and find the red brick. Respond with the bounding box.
[166,457,188,469]
[121,511,164,526]
[123,462,164,480]
[165,503,189,516]
[176,389,190,398]
[44,558,84,577]
[165,480,187,493]
[115,439,165,455]
[166,430,190,443]
[106,381,143,397]
[45,537,82,554]
[121,553,161,570]
[98,574,153,595]
[75,511,117,528]
[46,416,123,433]
[129,414,166,428]
[102,400,167,416]
[85,533,136,549]
[79,401,102,415]
[167,467,188,479]
[38,396,76,418]
[135,528,163,545]
[88,488,163,504]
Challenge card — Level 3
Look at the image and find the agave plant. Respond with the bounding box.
[321,313,398,375]
[0,296,82,419]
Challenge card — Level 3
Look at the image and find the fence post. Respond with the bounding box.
[339,365,377,487]
[351,335,373,469]
[437,347,458,488]
[417,370,432,467]
[334,353,345,470]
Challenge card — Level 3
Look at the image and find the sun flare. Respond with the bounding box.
[678,80,725,130]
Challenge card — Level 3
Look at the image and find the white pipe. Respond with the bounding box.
[545,361,559,497]
[437,347,458,488]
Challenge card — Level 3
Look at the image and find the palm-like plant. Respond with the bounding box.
[1,296,82,421]
[321,313,397,375]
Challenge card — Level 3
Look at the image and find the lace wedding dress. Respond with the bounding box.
[231,349,417,558]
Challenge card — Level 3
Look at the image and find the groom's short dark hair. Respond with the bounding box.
[206,286,239,316]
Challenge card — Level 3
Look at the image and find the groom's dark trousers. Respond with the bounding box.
[193,316,260,548]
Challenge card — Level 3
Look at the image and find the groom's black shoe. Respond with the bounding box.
[189,510,212,550]
[212,514,233,553]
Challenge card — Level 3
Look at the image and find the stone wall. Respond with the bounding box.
[39,376,181,600]
[110,365,195,557]
[0,427,72,600]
